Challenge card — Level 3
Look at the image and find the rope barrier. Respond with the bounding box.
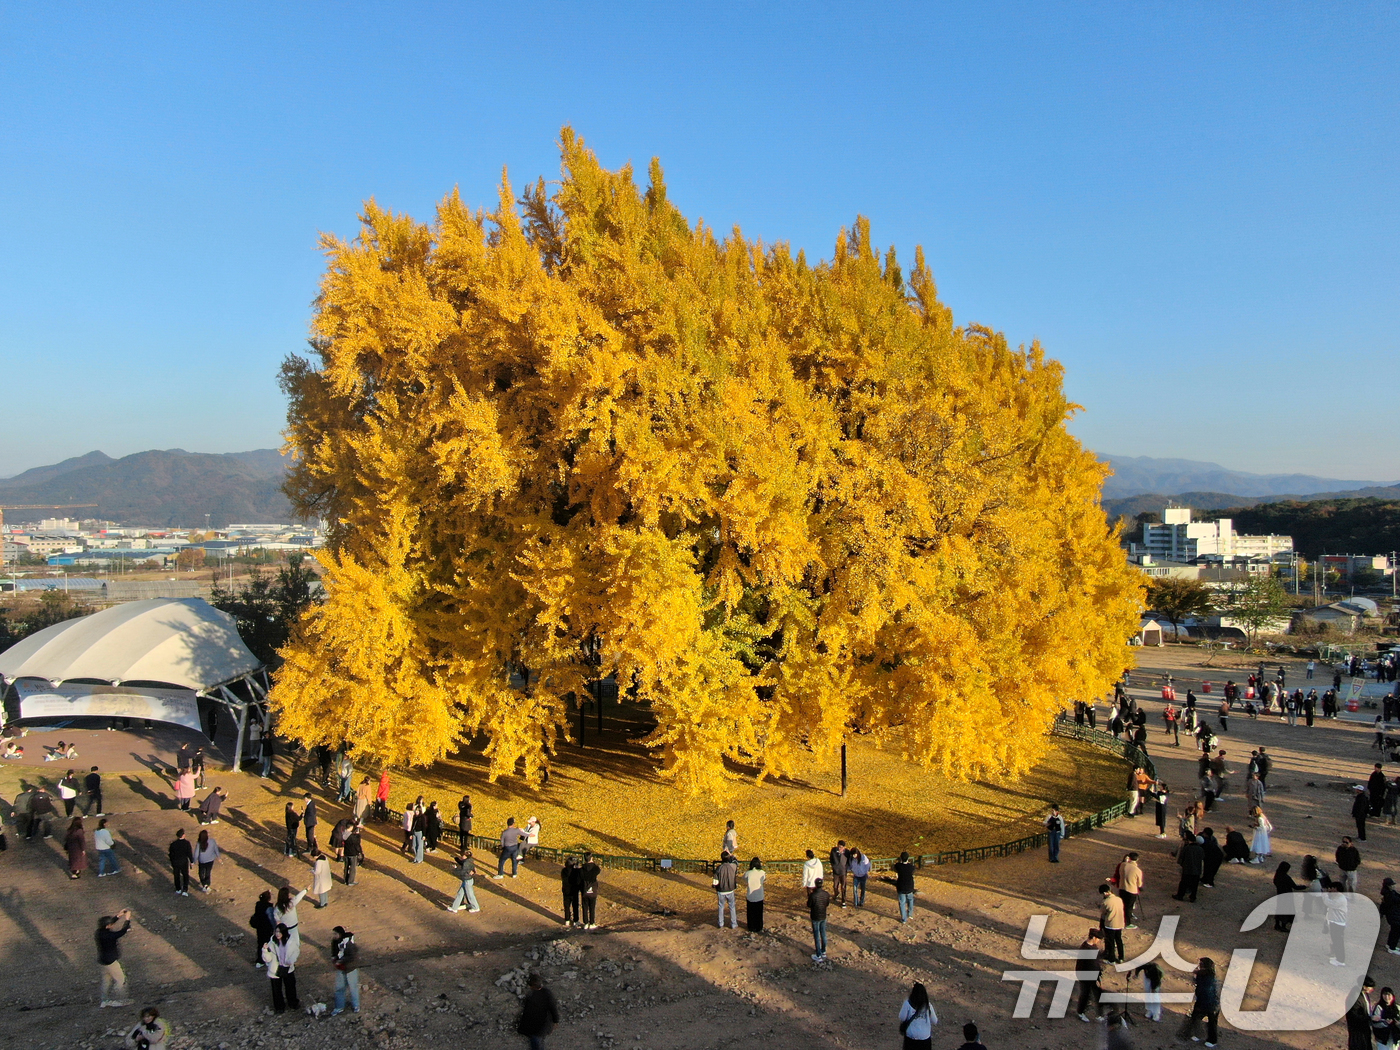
[380,718,1155,875]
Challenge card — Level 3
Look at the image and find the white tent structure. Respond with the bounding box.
[0,598,267,769]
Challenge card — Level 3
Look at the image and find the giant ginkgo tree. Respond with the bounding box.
[271,129,1143,795]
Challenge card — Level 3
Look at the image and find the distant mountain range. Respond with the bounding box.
[0,448,298,527]
[1,446,1394,532]
[1096,453,1393,500]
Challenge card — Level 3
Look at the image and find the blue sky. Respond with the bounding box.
[2,3,1396,478]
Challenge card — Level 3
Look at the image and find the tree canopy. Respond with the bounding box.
[270,130,1143,794]
[1146,577,1214,641]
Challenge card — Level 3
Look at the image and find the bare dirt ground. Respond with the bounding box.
[0,645,1393,1050]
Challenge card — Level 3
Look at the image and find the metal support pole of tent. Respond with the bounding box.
[219,684,250,773]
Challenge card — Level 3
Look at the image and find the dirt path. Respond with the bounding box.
[1,644,1393,1049]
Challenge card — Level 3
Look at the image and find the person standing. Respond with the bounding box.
[495,817,525,878]
[1381,879,1400,954]
[1348,976,1378,1050]
[343,822,363,886]
[1118,853,1143,929]
[1371,765,1389,818]
[848,848,871,906]
[448,850,482,914]
[374,770,390,821]
[1075,928,1105,1022]
[96,909,133,1007]
[894,851,917,923]
[1200,828,1225,887]
[801,848,822,889]
[193,829,219,892]
[1326,881,1350,967]
[722,819,738,856]
[713,851,739,929]
[1372,987,1399,1050]
[174,768,196,811]
[579,852,600,929]
[424,802,443,853]
[1307,659,1316,680]
[744,857,766,933]
[191,747,206,790]
[1250,807,1273,862]
[168,828,193,896]
[457,794,473,846]
[1045,805,1066,863]
[1256,746,1272,789]
[1174,835,1204,903]
[1133,960,1164,1023]
[330,926,360,1015]
[262,924,301,1013]
[807,877,831,961]
[310,852,333,908]
[336,751,354,803]
[1179,957,1220,1044]
[58,770,81,816]
[94,818,120,877]
[354,777,373,824]
[329,816,352,861]
[1246,772,1265,810]
[283,801,301,858]
[1336,837,1362,893]
[897,981,938,1049]
[399,802,416,854]
[1152,781,1170,839]
[1353,787,1371,841]
[274,885,308,951]
[249,890,275,968]
[84,766,103,817]
[828,840,848,907]
[1099,883,1126,963]
[302,795,319,854]
[259,731,275,778]
[559,857,580,925]
[64,817,88,880]
[516,972,560,1050]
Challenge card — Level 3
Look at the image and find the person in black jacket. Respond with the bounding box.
[96,909,133,1007]
[1381,878,1400,953]
[1174,836,1204,902]
[284,802,301,857]
[27,788,56,840]
[84,766,103,817]
[302,795,318,853]
[1179,957,1219,1044]
[1199,829,1224,888]
[1345,974,1375,1050]
[1336,837,1362,892]
[517,971,560,1048]
[249,889,275,967]
[807,877,831,960]
[894,852,917,923]
[579,853,601,929]
[561,857,581,927]
[343,823,364,886]
[458,795,473,846]
[424,802,442,853]
[1353,786,1370,841]
[1272,862,1298,932]
[169,828,194,896]
[330,926,360,1015]
[828,840,848,908]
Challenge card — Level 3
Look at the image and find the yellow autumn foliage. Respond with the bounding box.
[271,128,1144,795]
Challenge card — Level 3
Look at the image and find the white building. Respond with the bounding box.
[1135,507,1292,564]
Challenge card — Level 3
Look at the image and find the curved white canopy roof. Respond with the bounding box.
[0,598,261,692]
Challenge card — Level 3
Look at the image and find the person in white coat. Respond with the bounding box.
[310,852,333,908]
[262,924,301,1013]
[274,885,308,950]
[801,849,823,889]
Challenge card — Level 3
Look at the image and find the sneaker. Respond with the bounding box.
[1330,959,1346,966]
[468,908,481,913]
[1126,924,1138,930]
[492,874,505,880]
[1205,1043,1216,1047]
[1191,1037,1200,1043]
[331,1009,343,1016]
[811,953,822,961]
[1079,1014,1091,1022]
[109,999,133,1007]
[446,906,460,913]
[255,962,265,968]
[1388,948,1400,955]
